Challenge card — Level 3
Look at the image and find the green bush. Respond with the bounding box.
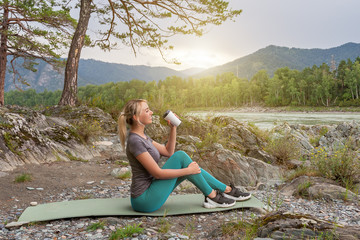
[72,119,103,143]
[265,133,300,164]
[310,145,360,189]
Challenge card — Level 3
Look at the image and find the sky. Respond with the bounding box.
[80,0,360,71]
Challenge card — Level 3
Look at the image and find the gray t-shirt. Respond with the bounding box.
[126,132,161,198]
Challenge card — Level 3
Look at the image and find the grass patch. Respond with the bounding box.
[309,126,329,147]
[296,181,313,198]
[14,173,32,183]
[65,151,88,162]
[75,194,94,200]
[87,221,106,231]
[3,132,22,156]
[109,223,144,240]
[183,216,196,238]
[115,160,129,167]
[221,219,260,240]
[157,217,171,233]
[286,165,320,182]
[116,171,131,180]
[247,122,271,142]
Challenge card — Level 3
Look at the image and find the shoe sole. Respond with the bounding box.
[203,198,236,209]
[223,193,252,201]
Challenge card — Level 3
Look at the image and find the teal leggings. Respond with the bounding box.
[131,150,227,212]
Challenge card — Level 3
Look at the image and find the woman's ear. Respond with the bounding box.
[132,115,137,122]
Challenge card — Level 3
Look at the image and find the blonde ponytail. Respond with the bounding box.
[118,113,127,151]
[117,99,147,151]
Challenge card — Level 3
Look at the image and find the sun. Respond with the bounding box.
[171,48,226,70]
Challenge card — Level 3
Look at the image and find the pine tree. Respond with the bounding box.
[0,0,76,106]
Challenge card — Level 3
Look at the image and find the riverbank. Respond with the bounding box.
[187,106,360,113]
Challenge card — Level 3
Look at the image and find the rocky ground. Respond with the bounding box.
[1,106,360,239]
[1,156,359,240]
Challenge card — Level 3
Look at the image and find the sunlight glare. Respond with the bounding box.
[171,49,228,70]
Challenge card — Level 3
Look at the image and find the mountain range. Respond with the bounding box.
[4,42,360,92]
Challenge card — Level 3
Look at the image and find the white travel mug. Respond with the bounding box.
[163,110,181,127]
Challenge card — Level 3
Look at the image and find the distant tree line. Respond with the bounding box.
[4,57,360,116]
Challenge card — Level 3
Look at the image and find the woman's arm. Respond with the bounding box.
[153,124,177,157]
[136,151,200,179]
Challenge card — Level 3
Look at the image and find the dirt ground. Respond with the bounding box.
[0,159,122,212]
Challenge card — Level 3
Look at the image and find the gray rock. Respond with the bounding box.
[280,176,359,202]
[0,105,111,171]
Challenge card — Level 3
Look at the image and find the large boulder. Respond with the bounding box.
[280,176,359,202]
[319,121,360,151]
[0,105,117,171]
[256,211,360,240]
[184,143,282,187]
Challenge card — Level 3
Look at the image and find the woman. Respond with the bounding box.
[118,99,251,213]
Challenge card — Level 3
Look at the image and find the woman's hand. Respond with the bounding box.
[167,113,180,128]
[166,119,177,128]
[187,162,201,175]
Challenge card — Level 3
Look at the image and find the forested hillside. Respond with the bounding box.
[4,59,188,92]
[5,57,360,117]
[198,42,360,79]
[4,42,360,93]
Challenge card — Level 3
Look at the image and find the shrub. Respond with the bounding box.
[310,145,360,189]
[265,133,300,164]
[72,119,103,143]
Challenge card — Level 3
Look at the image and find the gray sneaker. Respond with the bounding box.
[223,183,251,201]
[203,191,236,209]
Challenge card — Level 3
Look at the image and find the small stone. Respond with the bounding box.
[36,188,44,191]
[87,181,95,185]
[26,187,35,190]
[76,223,85,229]
[30,202,38,206]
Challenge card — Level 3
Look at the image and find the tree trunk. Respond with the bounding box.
[59,0,92,106]
[0,5,9,107]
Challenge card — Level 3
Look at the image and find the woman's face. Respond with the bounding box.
[137,102,153,125]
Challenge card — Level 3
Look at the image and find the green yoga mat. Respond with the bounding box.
[15,194,266,224]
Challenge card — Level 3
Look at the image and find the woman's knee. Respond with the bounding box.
[173,150,189,158]
[172,150,193,165]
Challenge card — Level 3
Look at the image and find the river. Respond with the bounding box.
[189,111,360,129]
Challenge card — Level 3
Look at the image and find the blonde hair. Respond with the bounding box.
[118,99,147,151]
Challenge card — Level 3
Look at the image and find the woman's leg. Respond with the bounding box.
[131,151,227,212]
[164,151,227,194]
